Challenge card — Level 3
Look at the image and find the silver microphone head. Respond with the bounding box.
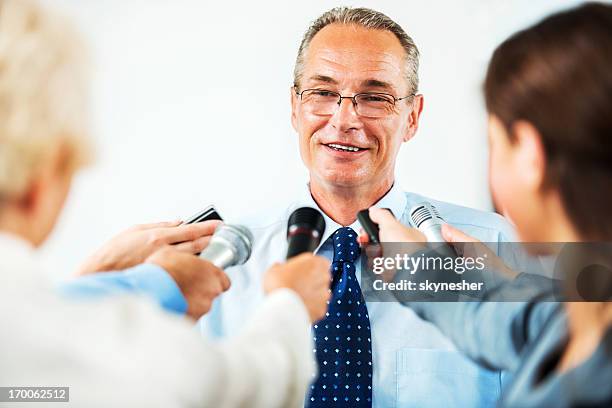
[199,224,254,269]
[409,202,446,243]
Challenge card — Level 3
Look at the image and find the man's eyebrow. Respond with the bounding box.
[307,75,338,84]
[361,79,394,91]
[304,76,397,91]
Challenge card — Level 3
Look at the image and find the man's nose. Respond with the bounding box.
[329,97,362,132]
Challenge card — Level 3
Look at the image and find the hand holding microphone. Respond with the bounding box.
[359,204,457,268]
[145,223,253,320]
[264,254,331,322]
[362,204,456,253]
[264,207,331,322]
[360,207,427,245]
[146,247,231,320]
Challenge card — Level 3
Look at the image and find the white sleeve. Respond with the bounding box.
[168,289,316,408]
[125,288,315,407]
[212,288,315,407]
[4,286,314,408]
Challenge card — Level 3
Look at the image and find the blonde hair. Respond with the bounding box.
[0,0,92,201]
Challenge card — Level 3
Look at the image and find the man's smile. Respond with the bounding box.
[321,142,370,157]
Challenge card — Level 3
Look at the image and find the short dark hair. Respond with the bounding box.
[484,2,612,240]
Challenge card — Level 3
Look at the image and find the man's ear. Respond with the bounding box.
[290,86,299,132]
[402,94,424,143]
[512,120,547,191]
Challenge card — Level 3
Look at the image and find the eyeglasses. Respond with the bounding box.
[295,88,415,118]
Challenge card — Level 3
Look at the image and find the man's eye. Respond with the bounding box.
[360,94,392,103]
[311,90,337,97]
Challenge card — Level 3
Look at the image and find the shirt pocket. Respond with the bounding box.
[396,348,501,408]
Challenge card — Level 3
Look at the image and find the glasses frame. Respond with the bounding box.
[294,87,416,117]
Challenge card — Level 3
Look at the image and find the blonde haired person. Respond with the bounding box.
[0,1,331,407]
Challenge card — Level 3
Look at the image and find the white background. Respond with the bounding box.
[39,0,589,278]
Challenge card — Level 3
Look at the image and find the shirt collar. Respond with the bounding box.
[294,182,407,251]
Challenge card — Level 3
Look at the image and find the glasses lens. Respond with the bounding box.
[300,89,339,115]
[355,93,395,118]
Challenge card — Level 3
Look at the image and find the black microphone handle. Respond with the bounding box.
[285,207,326,259]
[286,233,319,259]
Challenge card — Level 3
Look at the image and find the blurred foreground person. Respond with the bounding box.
[0,1,330,406]
[368,3,612,407]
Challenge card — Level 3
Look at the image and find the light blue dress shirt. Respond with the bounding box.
[59,263,188,314]
[198,183,525,408]
[59,183,526,407]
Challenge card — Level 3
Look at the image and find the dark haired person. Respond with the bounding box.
[369,2,612,407]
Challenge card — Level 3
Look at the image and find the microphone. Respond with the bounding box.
[286,207,326,259]
[199,224,254,269]
[409,202,457,257]
[409,202,446,242]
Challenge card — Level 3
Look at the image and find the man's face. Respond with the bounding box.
[291,23,422,190]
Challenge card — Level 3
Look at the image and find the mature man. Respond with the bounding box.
[199,7,519,408]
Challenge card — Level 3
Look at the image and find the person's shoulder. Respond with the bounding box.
[402,191,517,242]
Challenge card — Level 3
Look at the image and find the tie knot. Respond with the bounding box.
[332,227,360,263]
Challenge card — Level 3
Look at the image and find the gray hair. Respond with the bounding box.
[293,7,420,94]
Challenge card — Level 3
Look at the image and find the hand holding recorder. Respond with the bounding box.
[77,205,223,275]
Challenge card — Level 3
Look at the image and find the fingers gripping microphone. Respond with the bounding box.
[286,207,326,259]
[199,224,254,269]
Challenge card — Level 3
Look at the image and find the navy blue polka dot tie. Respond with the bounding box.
[308,227,373,407]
